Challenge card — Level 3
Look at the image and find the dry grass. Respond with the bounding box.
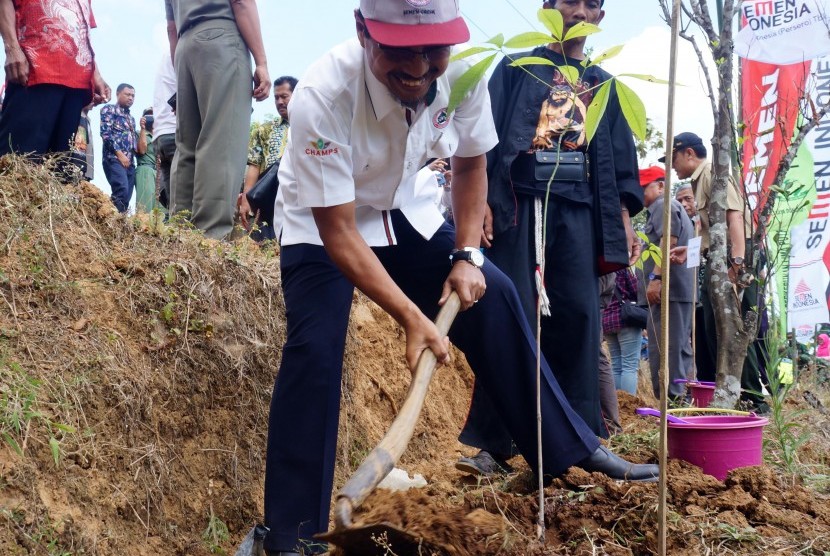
[0,154,287,553]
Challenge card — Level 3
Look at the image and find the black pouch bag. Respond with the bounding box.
[511,150,588,197]
[613,287,648,329]
[246,161,280,224]
[620,301,649,329]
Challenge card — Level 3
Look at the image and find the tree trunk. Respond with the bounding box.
[705,0,758,408]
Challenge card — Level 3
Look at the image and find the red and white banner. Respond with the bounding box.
[787,57,830,341]
[741,60,809,218]
[736,0,830,65]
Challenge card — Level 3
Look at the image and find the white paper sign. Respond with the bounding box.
[686,236,702,269]
[735,0,830,64]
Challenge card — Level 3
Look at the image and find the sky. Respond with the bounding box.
[7,0,717,197]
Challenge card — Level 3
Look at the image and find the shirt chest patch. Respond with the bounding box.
[432,107,450,129]
[305,138,340,157]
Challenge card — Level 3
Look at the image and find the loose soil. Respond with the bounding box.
[0,157,828,555]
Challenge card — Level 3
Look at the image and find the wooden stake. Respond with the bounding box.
[659,2,683,555]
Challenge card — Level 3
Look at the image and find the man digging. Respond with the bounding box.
[262,1,659,554]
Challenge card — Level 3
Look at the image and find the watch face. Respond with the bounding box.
[469,249,484,267]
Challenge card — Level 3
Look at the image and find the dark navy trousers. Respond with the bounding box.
[102,154,135,213]
[0,83,90,157]
[459,193,605,458]
[263,210,599,553]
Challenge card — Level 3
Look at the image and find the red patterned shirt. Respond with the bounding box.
[14,0,97,90]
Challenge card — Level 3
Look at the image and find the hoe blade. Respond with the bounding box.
[316,522,442,555]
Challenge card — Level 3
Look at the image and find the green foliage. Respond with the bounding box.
[447,8,658,145]
[564,21,601,42]
[503,32,554,49]
[635,118,665,161]
[202,512,230,555]
[446,53,497,115]
[485,33,504,48]
[508,56,556,68]
[636,231,662,270]
[617,73,671,85]
[587,44,624,66]
[537,7,564,40]
[585,81,612,144]
[615,79,647,140]
[762,328,811,475]
[0,355,76,467]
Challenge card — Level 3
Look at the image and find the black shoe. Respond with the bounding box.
[577,446,659,482]
[455,450,513,477]
[266,552,300,556]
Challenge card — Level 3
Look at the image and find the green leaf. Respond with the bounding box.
[615,79,647,140]
[563,22,601,42]
[447,54,497,115]
[503,32,554,49]
[586,44,624,66]
[3,432,23,457]
[538,8,564,41]
[49,436,60,467]
[617,73,671,85]
[450,46,494,62]
[584,80,612,144]
[508,56,556,68]
[486,33,504,48]
[50,422,77,434]
[164,265,176,286]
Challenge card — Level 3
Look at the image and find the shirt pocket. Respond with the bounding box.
[427,126,457,160]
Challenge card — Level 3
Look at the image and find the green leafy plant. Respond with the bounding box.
[448,8,667,142]
[635,230,662,270]
[202,511,230,555]
[0,355,76,466]
[762,328,811,475]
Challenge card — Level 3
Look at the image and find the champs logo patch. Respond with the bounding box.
[405,0,431,6]
[305,138,339,157]
[432,108,449,129]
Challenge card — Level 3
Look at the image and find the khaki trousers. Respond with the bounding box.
[171,19,251,239]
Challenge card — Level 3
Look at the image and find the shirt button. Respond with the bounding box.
[524,108,533,115]
[516,136,524,143]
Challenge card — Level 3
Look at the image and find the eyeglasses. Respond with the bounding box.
[364,31,451,64]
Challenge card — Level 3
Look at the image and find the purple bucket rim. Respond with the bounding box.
[687,383,715,390]
[667,415,769,430]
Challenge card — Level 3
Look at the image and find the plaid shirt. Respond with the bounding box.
[601,268,639,335]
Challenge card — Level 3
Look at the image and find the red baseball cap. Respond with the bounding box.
[360,0,470,47]
[639,165,666,187]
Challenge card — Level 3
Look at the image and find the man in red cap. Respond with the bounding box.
[639,165,696,399]
[261,1,657,553]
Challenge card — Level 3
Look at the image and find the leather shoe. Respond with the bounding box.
[266,552,300,556]
[455,450,514,477]
[577,446,659,482]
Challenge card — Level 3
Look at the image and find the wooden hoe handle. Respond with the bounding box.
[333,291,462,529]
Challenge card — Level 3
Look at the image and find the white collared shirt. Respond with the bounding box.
[274,39,498,247]
[152,55,177,138]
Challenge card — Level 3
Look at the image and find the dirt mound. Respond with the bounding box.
[1,156,829,555]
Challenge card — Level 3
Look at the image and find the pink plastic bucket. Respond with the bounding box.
[667,415,768,480]
[688,383,715,408]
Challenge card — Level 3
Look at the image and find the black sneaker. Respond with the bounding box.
[455,450,513,477]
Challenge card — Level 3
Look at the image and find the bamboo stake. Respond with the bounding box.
[659,1,683,555]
